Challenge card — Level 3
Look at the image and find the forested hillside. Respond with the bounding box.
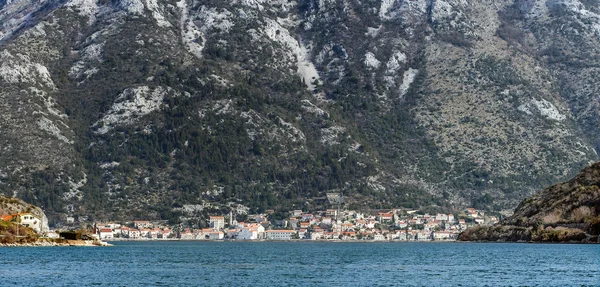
[0,0,599,224]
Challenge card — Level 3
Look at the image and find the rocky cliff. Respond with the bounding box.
[458,162,600,243]
[0,195,50,233]
[0,0,599,222]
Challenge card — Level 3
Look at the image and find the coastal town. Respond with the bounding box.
[1,193,499,243]
[91,206,499,242]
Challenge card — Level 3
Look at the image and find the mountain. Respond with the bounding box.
[0,0,599,223]
[458,161,600,243]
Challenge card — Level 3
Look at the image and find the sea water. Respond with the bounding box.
[1,241,598,286]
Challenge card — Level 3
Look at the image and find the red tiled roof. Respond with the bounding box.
[1,214,14,221]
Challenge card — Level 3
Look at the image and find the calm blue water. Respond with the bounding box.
[0,241,598,286]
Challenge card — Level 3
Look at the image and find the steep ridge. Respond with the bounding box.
[0,0,598,223]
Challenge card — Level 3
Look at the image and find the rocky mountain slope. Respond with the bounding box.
[458,161,600,243]
[0,0,599,223]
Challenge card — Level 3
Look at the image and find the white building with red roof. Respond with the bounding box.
[98,228,113,240]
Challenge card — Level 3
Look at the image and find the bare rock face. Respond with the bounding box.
[0,0,599,222]
[459,162,600,243]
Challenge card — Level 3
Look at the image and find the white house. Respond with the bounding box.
[326,209,338,218]
[310,231,323,240]
[288,218,300,229]
[396,221,408,229]
[238,227,259,240]
[98,228,114,240]
[416,232,431,241]
[139,228,151,238]
[435,214,449,221]
[18,213,42,233]
[458,219,467,229]
[129,228,141,239]
[179,228,194,240]
[160,228,172,239]
[378,213,394,223]
[196,228,214,240]
[134,220,152,229]
[298,229,307,239]
[433,231,458,241]
[208,231,224,240]
[393,230,407,241]
[373,233,386,241]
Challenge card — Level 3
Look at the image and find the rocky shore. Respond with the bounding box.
[458,225,598,243]
[459,162,600,243]
[0,240,112,247]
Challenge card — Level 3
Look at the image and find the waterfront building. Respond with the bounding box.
[209,216,225,229]
[266,230,295,240]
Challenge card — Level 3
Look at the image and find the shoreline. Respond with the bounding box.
[101,239,597,244]
[1,239,112,247]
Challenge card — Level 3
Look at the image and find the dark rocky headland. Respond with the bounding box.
[459,162,600,243]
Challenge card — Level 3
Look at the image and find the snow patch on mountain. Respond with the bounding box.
[94,86,171,134]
